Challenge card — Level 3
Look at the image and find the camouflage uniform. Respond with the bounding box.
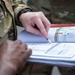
[0,0,29,45]
[24,0,75,75]
[0,0,30,74]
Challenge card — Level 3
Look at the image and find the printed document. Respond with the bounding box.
[18,27,75,67]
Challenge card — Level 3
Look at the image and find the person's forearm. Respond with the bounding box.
[13,0,28,26]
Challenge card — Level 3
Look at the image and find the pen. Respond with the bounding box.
[46,38,51,44]
[34,25,51,44]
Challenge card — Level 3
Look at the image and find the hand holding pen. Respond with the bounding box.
[19,11,51,43]
[34,25,51,44]
[19,11,75,44]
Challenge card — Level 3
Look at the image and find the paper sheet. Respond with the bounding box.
[18,28,75,66]
[27,43,75,59]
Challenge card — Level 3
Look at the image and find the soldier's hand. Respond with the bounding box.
[19,12,51,39]
[0,40,32,75]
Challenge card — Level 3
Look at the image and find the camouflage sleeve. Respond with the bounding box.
[12,0,30,26]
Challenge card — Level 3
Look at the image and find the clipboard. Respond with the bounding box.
[51,24,75,28]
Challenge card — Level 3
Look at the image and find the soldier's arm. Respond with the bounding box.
[13,0,32,26]
[12,0,50,38]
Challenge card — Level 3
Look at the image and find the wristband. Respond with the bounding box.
[17,8,33,24]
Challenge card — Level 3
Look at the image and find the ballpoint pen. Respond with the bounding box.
[46,38,51,44]
[34,25,51,44]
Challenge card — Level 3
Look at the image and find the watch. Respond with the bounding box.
[17,8,33,24]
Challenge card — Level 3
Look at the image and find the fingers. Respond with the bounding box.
[21,43,32,56]
[15,40,22,45]
[21,49,32,60]
[40,12,51,32]
[19,11,51,38]
[18,49,32,60]
[20,43,32,59]
[21,43,28,50]
[26,25,42,35]
[1,40,32,72]
[32,12,51,38]
[33,14,48,38]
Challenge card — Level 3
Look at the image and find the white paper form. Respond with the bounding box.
[46,43,75,58]
[48,27,75,42]
[27,43,58,55]
[18,27,75,43]
[27,43,75,60]
[18,30,48,43]
[18,29,75,63]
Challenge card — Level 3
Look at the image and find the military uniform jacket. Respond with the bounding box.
[0,0,28,45]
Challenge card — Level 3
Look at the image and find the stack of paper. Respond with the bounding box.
[18,27,75,68]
